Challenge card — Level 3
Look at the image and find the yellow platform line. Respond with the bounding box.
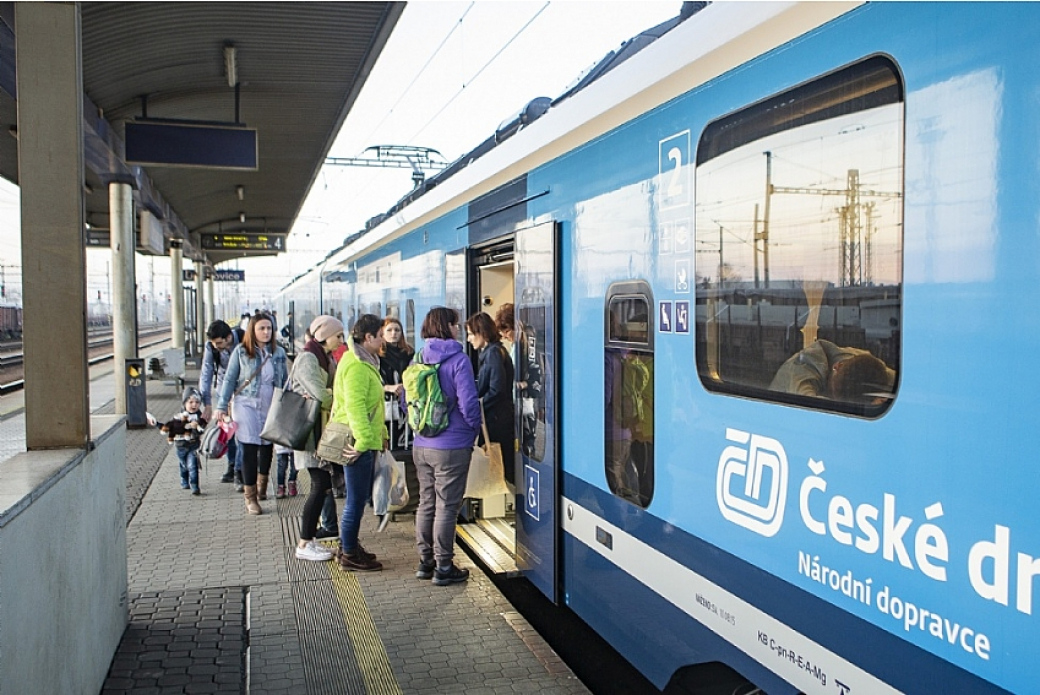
[325,545,403,695]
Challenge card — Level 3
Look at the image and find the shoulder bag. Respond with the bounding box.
[260,357,320,450]
[315,421,361,466]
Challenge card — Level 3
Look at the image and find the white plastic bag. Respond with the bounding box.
[387,454,409,511]
[372,449,393,516]
[372,450,408,517]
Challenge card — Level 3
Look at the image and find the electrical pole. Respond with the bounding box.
[763,152,772,289]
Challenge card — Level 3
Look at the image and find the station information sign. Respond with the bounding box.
[182,269,245,282]
[200,233,286,251]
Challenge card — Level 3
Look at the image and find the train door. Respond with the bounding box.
[457,239,520,575]
[514,221,558,603]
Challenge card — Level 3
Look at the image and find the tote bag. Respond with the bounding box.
[260,387,320,450]
[260,359,320,450]
[464,403,509,499]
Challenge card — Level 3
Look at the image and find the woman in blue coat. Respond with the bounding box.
[214,313,288,515]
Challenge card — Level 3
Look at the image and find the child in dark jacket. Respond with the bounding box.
[162,388,208,495]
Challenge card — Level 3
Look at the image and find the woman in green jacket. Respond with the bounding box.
[330,314,387,572]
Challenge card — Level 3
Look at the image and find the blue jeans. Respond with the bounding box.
[340,451,375,554]
[176,442,200,491]
[276,452,298,486]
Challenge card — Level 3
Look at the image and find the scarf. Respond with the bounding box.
[303,338,329,374]
[350,336,380,370]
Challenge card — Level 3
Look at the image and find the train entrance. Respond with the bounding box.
[459,221,559,603]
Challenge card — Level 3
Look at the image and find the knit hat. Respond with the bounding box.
[182,387,203,405]
[309,315,344,343]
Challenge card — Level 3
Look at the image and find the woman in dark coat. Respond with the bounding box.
[379,316,414,449]
[465,312,516,484]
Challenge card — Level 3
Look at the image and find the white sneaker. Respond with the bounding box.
[295,541,333,562]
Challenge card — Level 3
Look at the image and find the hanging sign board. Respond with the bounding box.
[200,233,286,252]
[125,121,258,170]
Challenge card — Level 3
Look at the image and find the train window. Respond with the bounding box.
[604,281,654,508]
[405,300,416,347]
[695,56,903,417]
[517,293,548,463]
[386,301,399,319]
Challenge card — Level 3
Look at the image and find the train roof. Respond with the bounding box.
[280,1,860,292]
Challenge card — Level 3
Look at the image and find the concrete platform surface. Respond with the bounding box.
[66,361,593,695]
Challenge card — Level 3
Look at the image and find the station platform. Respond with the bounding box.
[0,350,587,694]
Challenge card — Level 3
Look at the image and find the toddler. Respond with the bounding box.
[162,388,208,495]
[275,446,299,498]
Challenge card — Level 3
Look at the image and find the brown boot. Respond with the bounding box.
[256,474,269,500]
[243,485,262,515]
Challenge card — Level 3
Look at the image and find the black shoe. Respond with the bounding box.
[315,527,339,540]
[192,488,201,496]
[432,565,469,586]
[354,545,377,562]
[220,473,234,483]
[416,560,435,580]
[337,552,382,572]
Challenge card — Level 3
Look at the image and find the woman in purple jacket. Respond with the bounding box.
[411,307,481,586]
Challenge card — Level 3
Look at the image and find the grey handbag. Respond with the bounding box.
[260,387,320,450]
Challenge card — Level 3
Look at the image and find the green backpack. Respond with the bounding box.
[402,351,453,437]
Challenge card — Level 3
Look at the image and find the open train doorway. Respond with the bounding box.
[458,238,521,576]
[460,222,560,605]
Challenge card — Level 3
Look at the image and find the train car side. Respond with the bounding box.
[277,4,1038,693]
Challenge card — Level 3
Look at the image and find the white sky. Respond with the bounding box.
[0,1,680,308]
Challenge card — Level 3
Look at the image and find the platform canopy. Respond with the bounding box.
[0,2,404,266]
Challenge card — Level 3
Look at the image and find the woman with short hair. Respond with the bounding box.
[330,314,388,572]
[410,307,481,586]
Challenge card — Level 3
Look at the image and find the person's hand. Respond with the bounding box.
[202,405,212,421]
[384,383,403,396]
[214,410,228,423]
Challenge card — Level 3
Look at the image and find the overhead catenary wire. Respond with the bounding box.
[408,1,551,144]
[314,1,552,243]
[355,2,477,152]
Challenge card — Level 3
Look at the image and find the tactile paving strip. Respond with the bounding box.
[280,478,401,695]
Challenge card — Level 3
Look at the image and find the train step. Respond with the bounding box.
[458,516,519,577]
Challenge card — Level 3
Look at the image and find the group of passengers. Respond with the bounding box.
[196,303,517,586]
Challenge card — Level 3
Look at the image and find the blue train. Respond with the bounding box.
[276,4,1037,692]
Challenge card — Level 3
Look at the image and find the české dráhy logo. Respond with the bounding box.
[717,428,789,536]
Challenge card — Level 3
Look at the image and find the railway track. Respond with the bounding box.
[0,324,172,393]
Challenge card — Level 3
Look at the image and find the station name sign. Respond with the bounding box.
[200,233,286,252]
[182,269,246,282]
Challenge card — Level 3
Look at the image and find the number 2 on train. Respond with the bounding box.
[658,130,690,208]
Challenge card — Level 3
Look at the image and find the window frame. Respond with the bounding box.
[693,56,904,419]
